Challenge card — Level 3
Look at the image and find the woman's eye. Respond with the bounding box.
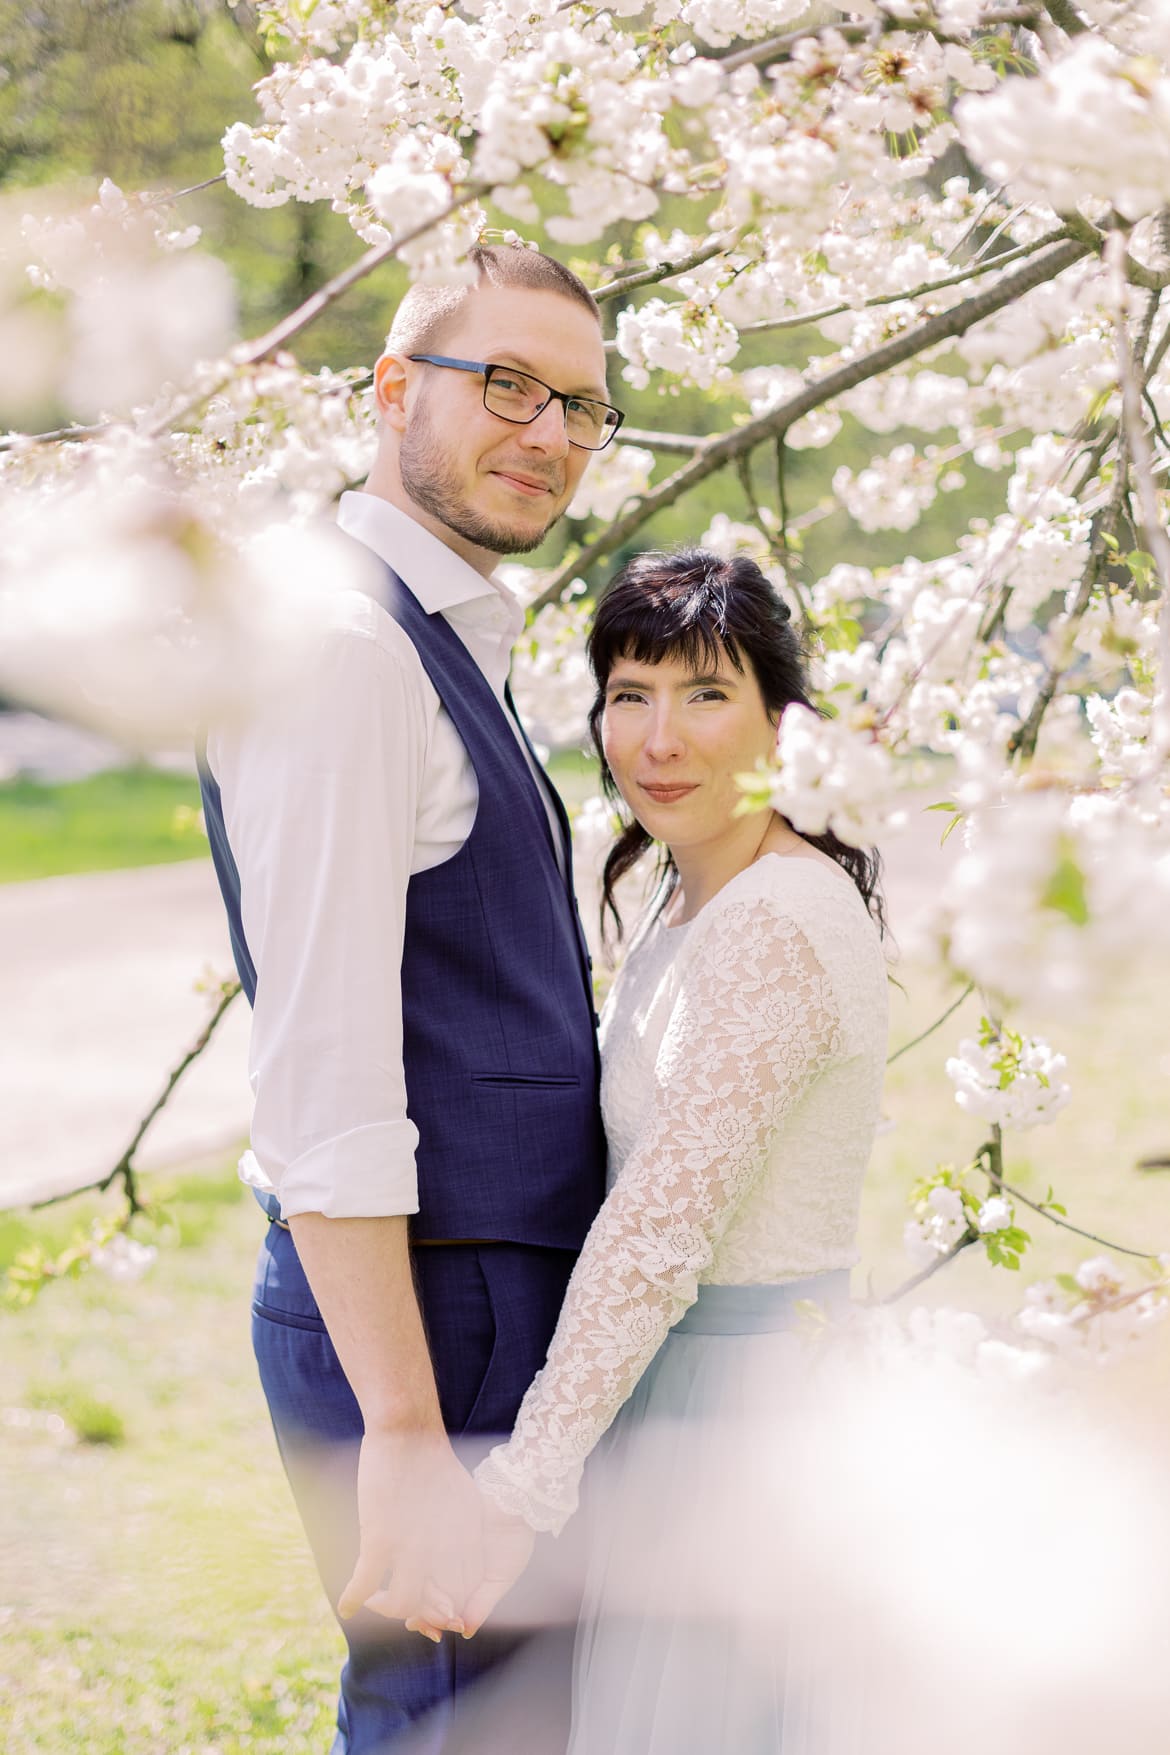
[611,690,646,703]
[693,688,727,702]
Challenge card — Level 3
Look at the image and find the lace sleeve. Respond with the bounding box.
[474,891,842,1533]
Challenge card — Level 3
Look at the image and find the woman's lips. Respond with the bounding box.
[640,783,698,802]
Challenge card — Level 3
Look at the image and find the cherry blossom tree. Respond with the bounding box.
[1,0,1167,1362]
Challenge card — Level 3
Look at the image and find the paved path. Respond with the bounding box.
[0,801,954,1211]
[0,861,252,1209]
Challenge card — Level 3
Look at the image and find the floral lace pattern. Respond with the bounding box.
[475,856,889,1532]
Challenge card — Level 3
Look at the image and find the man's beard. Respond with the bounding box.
[399,396,565,556]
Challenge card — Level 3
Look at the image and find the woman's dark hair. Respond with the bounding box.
[586,548,885,947]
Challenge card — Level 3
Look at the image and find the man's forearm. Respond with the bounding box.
[288,1213,444,1436]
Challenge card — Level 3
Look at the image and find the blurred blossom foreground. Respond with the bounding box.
[0,447,385,750]
[439,1324,1170,1755]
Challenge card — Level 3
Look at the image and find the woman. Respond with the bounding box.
[443,548,887,1749]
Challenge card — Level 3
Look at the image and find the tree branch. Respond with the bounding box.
[29,977,242,1214]
[594,237,733,303]
[732,227,1073,339]
[146,183,491,437]
[531,236,1091,611]
[712,10,1042,74]
[998,1176,1157,1258]
[876,1228,980,1304]
[886,982,976,1066]
[617,427,708,454]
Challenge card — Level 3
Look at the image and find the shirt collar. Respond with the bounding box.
[337,491,523,630]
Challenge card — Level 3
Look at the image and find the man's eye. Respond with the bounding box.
[611,690,645,703]
[693,689,727,702]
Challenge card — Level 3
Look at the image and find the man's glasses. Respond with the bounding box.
[408,355,625,452]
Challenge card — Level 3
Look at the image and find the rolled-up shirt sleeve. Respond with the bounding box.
[208,594,425,1219]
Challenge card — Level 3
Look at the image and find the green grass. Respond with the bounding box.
[1,954,1167,1751]
[0,756,593,887]
[0,767,208,884]
[0,1165,342,1754]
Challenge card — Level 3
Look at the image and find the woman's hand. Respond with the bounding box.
[405,1496,537,1643]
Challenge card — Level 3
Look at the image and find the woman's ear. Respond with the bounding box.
[373,353,409,433]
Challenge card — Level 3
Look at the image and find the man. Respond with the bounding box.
[198,244,617,1752]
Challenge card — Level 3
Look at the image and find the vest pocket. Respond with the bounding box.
[471,1073,580,1088]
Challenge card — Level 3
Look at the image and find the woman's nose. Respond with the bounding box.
[644,708,685,761]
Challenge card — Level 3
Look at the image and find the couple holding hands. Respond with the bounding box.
[199,242,887,1755]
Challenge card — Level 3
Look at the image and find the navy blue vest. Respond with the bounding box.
[199,563,606,1250]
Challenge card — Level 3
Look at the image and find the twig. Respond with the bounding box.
[877,1229,980,1304]
[997,1175,1158,1259]
[146,183,491,437]
[1042,0,1090,33]
[1108,233,1170,748]
[617,427,709,454]
[732,227,1073,338]
[29,978,242,1214]
[594,238,733,303]
[143,172,228,208]
[713,9,1041,74]
[886,982,975,1065]
[530,236,1091,612]
[0,422,110,453]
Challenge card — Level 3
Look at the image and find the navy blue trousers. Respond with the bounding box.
[251,1223,580,1754]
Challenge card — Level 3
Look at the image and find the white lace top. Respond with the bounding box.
[475,852,889,1533]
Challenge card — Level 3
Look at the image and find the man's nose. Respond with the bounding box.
[516,397,570,458]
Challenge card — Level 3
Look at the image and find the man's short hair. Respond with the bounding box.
[385,243,601,356]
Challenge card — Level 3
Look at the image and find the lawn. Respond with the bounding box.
[0,1166,342,1754]
[0,755,594,886]
[0,768,208,884]
[2,947,1167,1753]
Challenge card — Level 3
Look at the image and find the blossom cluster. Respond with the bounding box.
[753,703,907,850]
[945,1022,1072,1131]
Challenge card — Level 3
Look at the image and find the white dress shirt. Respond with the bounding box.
[208,492,563,1220]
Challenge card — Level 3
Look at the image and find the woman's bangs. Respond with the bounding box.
[591,587,742,683]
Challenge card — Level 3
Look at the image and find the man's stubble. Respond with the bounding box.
[399,390,567,557]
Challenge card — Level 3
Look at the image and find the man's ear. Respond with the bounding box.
[374,353,409,433]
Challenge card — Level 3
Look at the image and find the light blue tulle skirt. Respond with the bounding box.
[568,1273,862,1755]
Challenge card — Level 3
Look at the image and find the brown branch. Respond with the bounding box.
[1110,240,1170,684]
[1042,0,1090,33]
[531,235,1091,612]
[733,227,1073,339]
[146,183,491,437]
[617,427,707,454]
[142,172,228,208]
[1063,209,1170,291]
[999,1176,1158,1258]
[0,422,109,453]
[29,978,243,1214]
[713,9,1040,73]
[886,982,976,1066]
[876,1228,980,1304]
[594,238,732,303]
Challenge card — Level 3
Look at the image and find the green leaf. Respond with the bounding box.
[1040,845,1090,926]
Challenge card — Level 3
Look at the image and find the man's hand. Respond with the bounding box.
[338,1428,481,1633]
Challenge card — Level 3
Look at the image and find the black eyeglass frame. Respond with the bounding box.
[407,354,625,451]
